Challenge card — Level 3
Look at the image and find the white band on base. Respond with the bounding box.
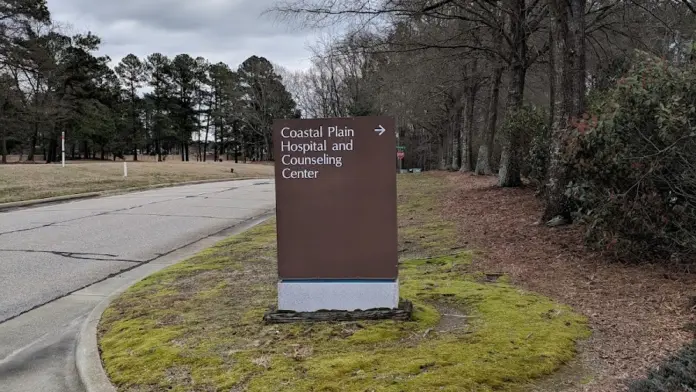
[278,280,399,312]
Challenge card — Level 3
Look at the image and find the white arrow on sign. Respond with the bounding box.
[374,125,386,135]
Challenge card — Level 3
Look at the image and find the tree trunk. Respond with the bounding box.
[547,28,556,133]
[475,2,504,176]
[569,0,586,118]
[242,134,247,163]
[214,127,219,162]
[451,107,461,170]
[156,135,161,161]
[131,88,138,162]
[224,124,229,161]
[438,132,448,170]
[213,94,219,162]
[460,84,478,172]
[155,111,162,162]
[476,66,503,175]
[47,137,57,163]
[203,115,211,162]
[220,127,224,162]
[497,65,526,187]
[264,135,272,161]
[0,127,7,164]
[234,129,239,163]
[83,141,89,159]
[543,0,586,222]
[28,123,38,161]
[498,0,527,187]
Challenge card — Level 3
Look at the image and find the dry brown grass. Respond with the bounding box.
[0,161,274,204]
[3,153,276,164]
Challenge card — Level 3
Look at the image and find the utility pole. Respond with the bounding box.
[61,131,65,167]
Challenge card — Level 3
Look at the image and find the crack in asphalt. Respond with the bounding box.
[0,183,273,326]
[0,208,275,325]
[175,205,273,210]
[108,212,239,219]
[0,185,251,238]
[0,198,174,238]
[0,249,142,263]
[199,196,275,201]
[196,187,237,195]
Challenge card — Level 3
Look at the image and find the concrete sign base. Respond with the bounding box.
[278,280,399,312]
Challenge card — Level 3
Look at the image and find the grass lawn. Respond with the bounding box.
[98,173,590,392]
[0,161,274,204]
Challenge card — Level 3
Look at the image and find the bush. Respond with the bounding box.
[502,105,547,184]
[563,51,696,265]
[628,340,696,392]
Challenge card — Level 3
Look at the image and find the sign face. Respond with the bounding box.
[397,151,405,160]
[273,116,398,280]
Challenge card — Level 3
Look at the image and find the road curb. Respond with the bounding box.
[0,177,271,212]
[76,293,118,392]
[0,193,102,211]
[75,212,275,392]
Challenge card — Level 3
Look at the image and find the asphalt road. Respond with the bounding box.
[0,180,275,392]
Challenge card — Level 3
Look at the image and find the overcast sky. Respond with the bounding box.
[47,0,322,72]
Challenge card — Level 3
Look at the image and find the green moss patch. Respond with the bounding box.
[99,173,590,391]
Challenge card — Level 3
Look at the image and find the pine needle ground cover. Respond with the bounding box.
[98,173,590,391]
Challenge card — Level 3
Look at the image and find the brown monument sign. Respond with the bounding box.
[273,116,398,280]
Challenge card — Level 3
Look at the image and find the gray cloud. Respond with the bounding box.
[54,0,300,37]
[47,0,317,71]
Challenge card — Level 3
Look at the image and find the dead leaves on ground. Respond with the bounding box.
[443,174,696,392]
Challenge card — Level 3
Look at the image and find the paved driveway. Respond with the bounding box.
[0,179,275,392]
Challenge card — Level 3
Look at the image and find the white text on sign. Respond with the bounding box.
[279,126,355,179]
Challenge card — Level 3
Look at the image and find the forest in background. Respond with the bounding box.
[2,1,695,388]
[2,0,696,265]
[0,0,299,165]
[269,3,696,385]
[272,0,696,266]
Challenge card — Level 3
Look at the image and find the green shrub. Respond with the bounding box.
[504,105,548,185]
[628,340,696,392]
[563,51,696,265]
